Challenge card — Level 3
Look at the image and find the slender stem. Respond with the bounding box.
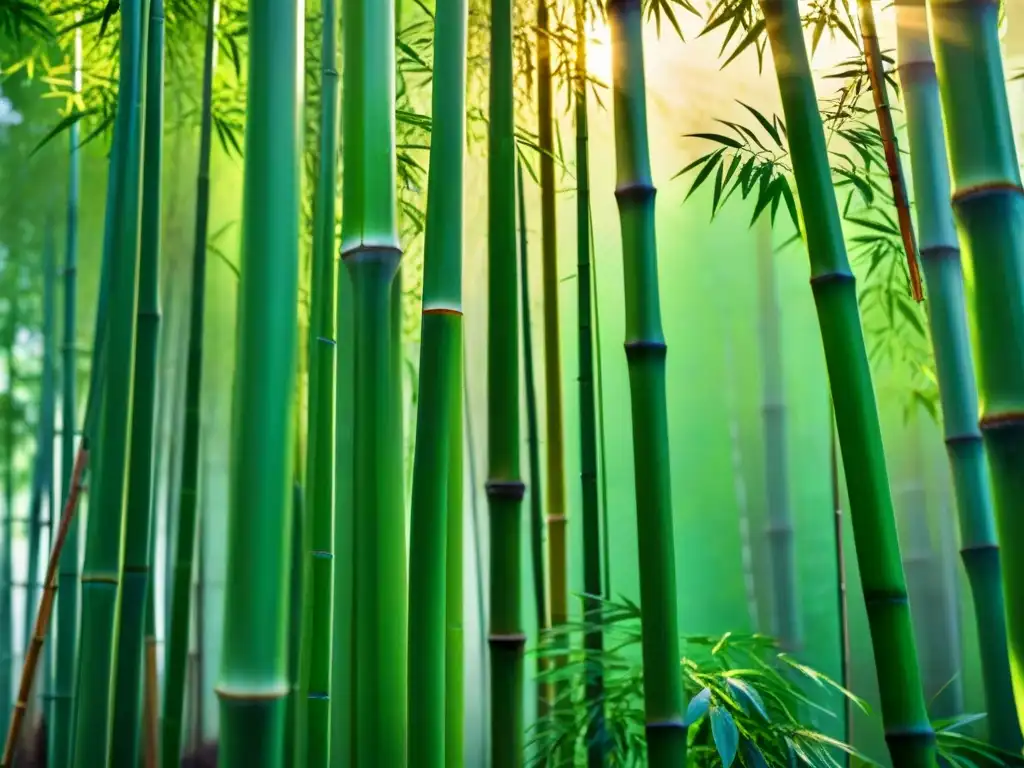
[830,404,851,757]
[517,159,549,717]
[164,2,217,762]
[445,329,465,768]
[573,4,606,758]
[856,0,923,301]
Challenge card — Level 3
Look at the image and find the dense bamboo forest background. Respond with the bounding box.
[1,0,1024,765]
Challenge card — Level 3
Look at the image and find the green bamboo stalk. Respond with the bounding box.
[50,26,83,768]
[71,0,149,757]
[758,0,935,763]
[0,271,18,750]
[903,0,1023,748]
[340,1,406,761]
[756,219,800,651]
[214,0,302,761]
[445,330,464,768]
[330,263,355,765]
[517,159,548,716]
[573,4,605,762]
[24,222,57,657]
[830,405,851,758]
[407,0,467,761]
[487,0,525,762]
[300,0,340,760]
[587,204,611,601]
[109,0,163,760]
[536,0,568,728]
[605,2,685,765]
[163,1,217,762]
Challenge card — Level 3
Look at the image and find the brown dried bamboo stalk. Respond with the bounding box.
[144,637,159,768]
[857,0,924,302]
[0,446,89,768]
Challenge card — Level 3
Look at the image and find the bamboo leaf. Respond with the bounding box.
[710,707,739,766]
[683,687,712,726]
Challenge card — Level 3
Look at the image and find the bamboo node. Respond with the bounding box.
[312,549,333,559]
[487,633,527,648]
[645,717,686,731]
[485,479,526,501]
[614,182,656,204]
[624,340,667,360]
[979,411,1024,432]
[809,270,855,287]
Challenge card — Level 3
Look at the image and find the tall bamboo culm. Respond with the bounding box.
[517,158,548,716]
[446,334,464,768]
[214,0,302,759]
[50,23,82,765]
[757,219,799,651]
[487,0,525,763]
[164,1,218,762]
[339,1,406,763]
[606,1,686,765]
[896,0,1019,748]
[0,268,17,753]
[300,0,340,761]
[573,2,605,763]
[758,0,935,763]
[407,0,467,763]
[109,0,163,761]
[71,0,149,759]
[928,0,1024,738]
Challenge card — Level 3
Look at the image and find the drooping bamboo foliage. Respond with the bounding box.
[517,158,548,714]
[51,26,82,767]
[340,1,406,762]
[110,0,163,760]
[407,0,467,762]
[71,0,149,759]
[487,0,525,762]
[164,1,217,762]
[536,0,567,726]
[445,331,464,768]
[214,0,302,760]
[758,0,935,763]
[573,3,605,760]
[928,0,1024,739]
[606,1,686,764]
[855,0,922,301]
[757,220,799,651]
[299,0,339,760]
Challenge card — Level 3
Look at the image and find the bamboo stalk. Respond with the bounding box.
[214,0,302,759]
[757,1,936,762]
[301,0,340,759]
[407,0,467,761]
[606,1,686,764]
[517,158,549,717]
[856,0,923,301]
[487,0,526,762]
[1,447,87,768]
[830,406,851,760]
[758,221,799,651]
[445,331,464,768]
[339,1,406,763]
[71,0,149,758]
[164,2,217,763]
[0,268,18,752]
[109,0,163,761]
[536,0,568,732]
[904,0,1023,747]
[574,3,606,763]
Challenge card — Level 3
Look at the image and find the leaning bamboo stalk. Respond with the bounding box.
[856,0,923,301]
[758,0,936,762]
[904,0,1023,747]
[1,447,88,768]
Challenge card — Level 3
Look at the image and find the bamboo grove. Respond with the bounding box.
[0,0,1023,766]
